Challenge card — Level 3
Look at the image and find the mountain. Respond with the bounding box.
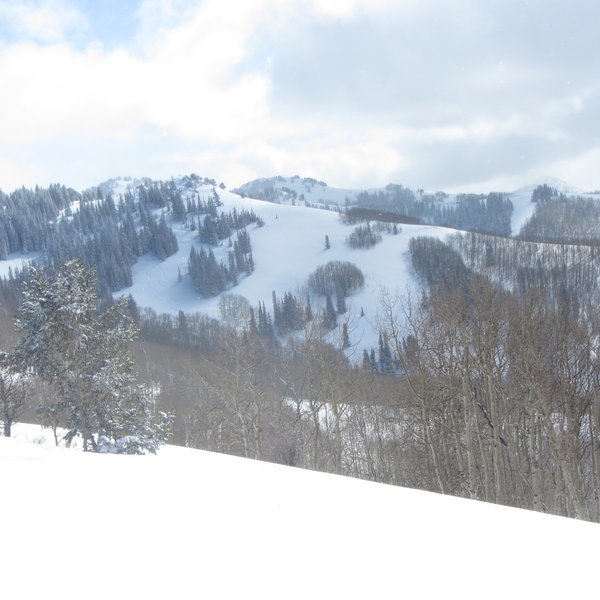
[232,174,362,208]
[2,423,598,600]
[3,174,600,523]
[0,173,595,356]
[107,178,450,353]
[515,176,581,195]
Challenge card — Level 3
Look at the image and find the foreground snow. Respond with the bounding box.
[1,424,598,599]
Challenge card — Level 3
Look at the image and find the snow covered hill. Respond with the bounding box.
[232,174,362,208]
[1,424,597,600]
[111,178,451,353]
[98,174,596,352]
[2,172,596,355]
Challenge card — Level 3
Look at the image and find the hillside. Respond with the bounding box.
[2,424,598,600]
[113,180,451,352]
[232,174,361,208]
[0,173,596,356]
[2,174,600,522]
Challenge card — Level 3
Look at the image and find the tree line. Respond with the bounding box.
[356,185,513,235]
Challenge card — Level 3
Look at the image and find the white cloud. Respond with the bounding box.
[0,1,278,146]
[174,128,408,190]
[0,0,88,44]
[308,0,395,19]
[545,146,600,192]
[0,155,43,190]
[0,0,599,192]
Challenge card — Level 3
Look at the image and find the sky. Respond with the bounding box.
[0,0,599,193]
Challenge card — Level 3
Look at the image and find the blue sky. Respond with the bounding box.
[0,0,599,193]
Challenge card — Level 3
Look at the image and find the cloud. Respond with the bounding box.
[308,0,395,19]
[0,154,44,191]
[0,0,599,192]
[0,0,88,44]
[0,2,276,147]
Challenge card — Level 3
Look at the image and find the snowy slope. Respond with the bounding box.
[0,250,41,278]
[1,424,598,600]
[508,176,600,236]
[508,188,535,235]
[116,184,451,352]
[4,173,596,353]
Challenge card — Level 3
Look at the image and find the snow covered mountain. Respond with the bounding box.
[232,174,362,208]
[515,176,581,195]
[103,176,450,353]
[2,424,598,600]
[0,172,594,356]
[107,174,570,352]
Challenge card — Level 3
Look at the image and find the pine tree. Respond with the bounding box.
[362,349,371,371]
[342,322,350,349]
[336,281,347,314]
[322,293,337,330]
[369,349,378,372]
[14,260,170,453]
[378,332,393,373]
[272,291,281,329]
[305,297,313,321]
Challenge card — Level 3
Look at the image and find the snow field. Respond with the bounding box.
[120,187,453,352]
[1,424,598,600]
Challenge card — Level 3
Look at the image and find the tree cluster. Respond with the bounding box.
[346,223,383,249]
[378,277,600,521]
[188,229,254,297]
[519,195,600,245]
[356,186,513,235]
[197,208,262,245]
[307,260,365,298]
[445,231,600,321]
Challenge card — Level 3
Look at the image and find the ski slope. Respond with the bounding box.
[117,185,451,352]
[1,424,598,600]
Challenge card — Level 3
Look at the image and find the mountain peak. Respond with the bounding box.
[515,176,579,194]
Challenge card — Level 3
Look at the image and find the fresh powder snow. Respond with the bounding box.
[1,423,598,600]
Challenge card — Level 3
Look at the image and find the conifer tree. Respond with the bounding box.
[336,281,347,314]
[322,293,337,330]
[342,322,350,349]
[305,297,313,321]
[14,260,170,453]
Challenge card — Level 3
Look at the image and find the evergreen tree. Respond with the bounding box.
[13,260,170,453]
[322,293,337,330]
[271,291,281,329]
[378,332,393,373]
[305,297,313,321]
[369,349,378,372]
[342,322,350,349]
[362,349,371,371]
